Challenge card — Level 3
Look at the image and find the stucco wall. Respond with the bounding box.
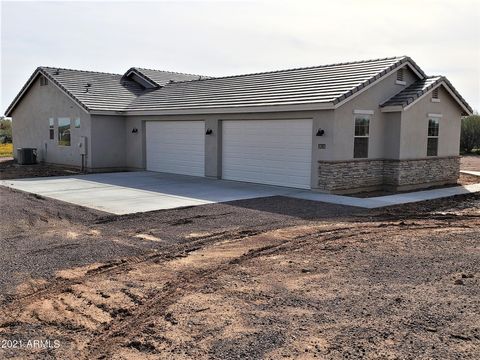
[11,75,91,168]
[90,115,127,169]
[383,112,402,159]
[399,86,463,159]
[332,66,418,161]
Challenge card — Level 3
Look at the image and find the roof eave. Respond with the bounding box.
[332,57,426,109]
[403,81,473,116]
[123,102,335,116]
[5,67,90,116]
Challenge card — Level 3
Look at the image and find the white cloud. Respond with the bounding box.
[1,0,479,111]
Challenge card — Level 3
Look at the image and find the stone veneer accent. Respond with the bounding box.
[383,156,460,187]
[318,156,460,192]
[317,160,384,192]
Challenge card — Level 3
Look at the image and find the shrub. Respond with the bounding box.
[460,115,480,153]
[0,118,12,141]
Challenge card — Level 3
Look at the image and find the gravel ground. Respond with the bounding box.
[0,159,479,359]
[0,186,479,359]
[0,186,357,301]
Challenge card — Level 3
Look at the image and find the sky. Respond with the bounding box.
[1,0,479,114]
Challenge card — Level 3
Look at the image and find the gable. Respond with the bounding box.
[381,77,472,116]
[5,70,89,117]
[5,67,145,116]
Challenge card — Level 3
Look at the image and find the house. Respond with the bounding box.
[4,56,472,193]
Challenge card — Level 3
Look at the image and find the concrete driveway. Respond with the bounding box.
[2,171,479,215]
[0,171,300,215]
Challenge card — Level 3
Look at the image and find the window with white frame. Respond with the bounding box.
[58,117,71,146]
[427,118,439,156]
[49,118,54,140]
[354,115,370,158]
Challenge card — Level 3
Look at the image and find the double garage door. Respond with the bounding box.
[146,119,312,189]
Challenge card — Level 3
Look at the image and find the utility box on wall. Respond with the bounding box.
[79,136,87,155]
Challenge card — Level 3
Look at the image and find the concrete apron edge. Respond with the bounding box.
[287,183,480,209]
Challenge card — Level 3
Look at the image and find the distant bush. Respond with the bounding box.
[0,118,12,142]
[460,115,480,153]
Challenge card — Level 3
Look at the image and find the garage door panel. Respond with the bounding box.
[222,120,312,189]
[224,159,310,170]
[146,121,205,177]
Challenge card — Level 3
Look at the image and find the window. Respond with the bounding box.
[74,118,81,128]
[58,117,71,146]
[427,118,439,156]
[49,118,54,140]
[432,88,440,102]
[354,115,370,158]
[40,76,48,86]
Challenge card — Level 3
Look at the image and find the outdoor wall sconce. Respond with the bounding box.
[206,128,213,135]
[316,129,325,136]
[132,128,138,133]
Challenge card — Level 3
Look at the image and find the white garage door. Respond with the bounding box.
[146,121,205,177]
[222,119,312,189]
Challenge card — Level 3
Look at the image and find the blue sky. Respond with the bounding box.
[1,0,479,113]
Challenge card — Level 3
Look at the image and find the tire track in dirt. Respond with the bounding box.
[1,219,477,359]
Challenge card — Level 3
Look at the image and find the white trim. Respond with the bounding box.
[428,113,443,118]
[353,114,370,158]
[354,109,374,115]
[334,62,425,109]
[431,98,440,103]
[395,80,406,85]
[380,106,403,113]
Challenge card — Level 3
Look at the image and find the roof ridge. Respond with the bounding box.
[133,67,205,78]
[39,66,122,77]
[172,55,408,84]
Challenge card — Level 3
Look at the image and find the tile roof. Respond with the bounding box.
[381,76,473,114]
[127,56,422,111]
[128,68,206,87]
[6,66,146,114]
[9,56,471,116]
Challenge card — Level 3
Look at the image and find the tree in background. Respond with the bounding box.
[0,117,12,143]
[460,113,480,154]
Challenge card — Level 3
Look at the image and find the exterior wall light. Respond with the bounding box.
[316,129,325,136]
[206,128,213,135]
[132,128,138,133]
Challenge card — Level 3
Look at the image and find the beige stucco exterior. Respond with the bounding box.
[332,66,418,160]
[399,86,462,159]
[8,66,467,192]
[11,76,92,168]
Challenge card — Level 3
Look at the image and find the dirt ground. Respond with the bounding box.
[0,159,82,180]
[0,160,479,359]
[461,155,480,171]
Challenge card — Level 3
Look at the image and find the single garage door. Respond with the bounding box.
[146,121,205,176]
[222,119,312,189]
